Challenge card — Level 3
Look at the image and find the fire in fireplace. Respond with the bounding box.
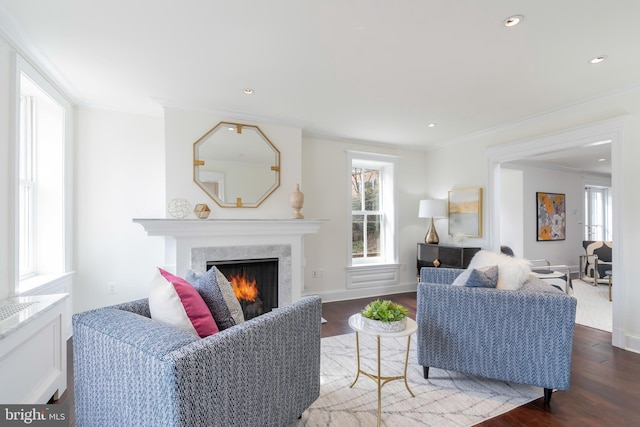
[207,258,278,320]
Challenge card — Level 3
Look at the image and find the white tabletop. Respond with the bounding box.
[348,313,417,338]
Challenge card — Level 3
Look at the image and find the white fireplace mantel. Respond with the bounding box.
[133,218,327,238]
[133,218,327,304]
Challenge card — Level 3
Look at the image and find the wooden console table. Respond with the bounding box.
[417,243,480,274]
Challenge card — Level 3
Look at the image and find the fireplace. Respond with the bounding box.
[133,218,327,307]
[207,258,278,320]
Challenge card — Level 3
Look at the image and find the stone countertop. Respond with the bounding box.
[0,294,69,340]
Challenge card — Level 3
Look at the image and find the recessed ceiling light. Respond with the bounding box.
[503,15,524,27]
[427,123,436,128]
[598,158,607,162]
[243,88,254,95]
[590,55,607,64]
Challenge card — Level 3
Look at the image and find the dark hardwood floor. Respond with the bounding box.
[57,291,640,426]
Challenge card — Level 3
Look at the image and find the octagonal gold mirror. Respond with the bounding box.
[193,122,280,208]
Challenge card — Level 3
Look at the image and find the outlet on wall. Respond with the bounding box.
[107,282,117,294]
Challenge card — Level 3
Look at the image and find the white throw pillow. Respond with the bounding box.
[467,250,531,290]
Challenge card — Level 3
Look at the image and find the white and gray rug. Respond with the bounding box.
[572,278,612,332]
[294,333,542,427]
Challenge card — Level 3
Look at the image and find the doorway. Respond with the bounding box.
[486,117,624,348]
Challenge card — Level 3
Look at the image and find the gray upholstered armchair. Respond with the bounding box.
[73,296,322,427]
[416,267,576,403]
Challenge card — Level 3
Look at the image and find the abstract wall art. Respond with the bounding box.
[536,192,566,241]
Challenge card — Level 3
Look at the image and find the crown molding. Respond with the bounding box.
[431,84,640,150]
[504,159,612,178]
[153,97,308,129]
[303,129,427,153]
[0,3,80,103]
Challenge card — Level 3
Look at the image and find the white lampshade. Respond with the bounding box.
[418,199,447,219]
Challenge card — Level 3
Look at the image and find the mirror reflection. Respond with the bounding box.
[193,122,280,208]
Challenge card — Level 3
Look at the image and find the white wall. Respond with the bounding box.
[163,108,302,219]
[73,107,428,311]
[417,138,490,248]
[73,108,165,312]
[0,38,12,299]
[619,116,640,351]
[501,163,605,268]
[500,168,523,257]
[302,135,427,301]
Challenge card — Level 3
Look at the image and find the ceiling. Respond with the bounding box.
[1,1,637,173]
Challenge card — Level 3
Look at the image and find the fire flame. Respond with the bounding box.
[230,272,258,302]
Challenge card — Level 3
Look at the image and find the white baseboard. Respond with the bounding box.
[622,330,640,354]
[305,281,418,304]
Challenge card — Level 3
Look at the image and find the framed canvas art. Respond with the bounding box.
[448,187,482,237]
[536,192,566,241]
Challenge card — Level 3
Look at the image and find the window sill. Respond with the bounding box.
[347,262,400,269]
[18,272,74,296]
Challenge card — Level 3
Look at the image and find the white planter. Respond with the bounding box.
[362,317,407,332]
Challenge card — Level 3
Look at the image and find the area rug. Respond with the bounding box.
[293,333,542,427]
[572,278,612,332]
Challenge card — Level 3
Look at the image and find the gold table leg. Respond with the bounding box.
[350,332,415,427]
[403,335,415,397]
[377,336,382,427]
[349,332,361,387]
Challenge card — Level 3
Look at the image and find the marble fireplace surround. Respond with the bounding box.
[133,219,326,305]
[192,245,290,307]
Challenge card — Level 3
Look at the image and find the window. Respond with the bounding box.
[16,59,71,292]
[351,167,381,261]
[348,152,397,266]
[584,185,612,241]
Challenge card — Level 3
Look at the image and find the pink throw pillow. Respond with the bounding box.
[149,268,219,338]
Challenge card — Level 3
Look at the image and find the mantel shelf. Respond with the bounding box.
[133,218,328,238]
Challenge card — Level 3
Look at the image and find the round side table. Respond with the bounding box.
[348,313,418,427]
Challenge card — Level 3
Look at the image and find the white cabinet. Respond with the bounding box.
[0,294,68,403]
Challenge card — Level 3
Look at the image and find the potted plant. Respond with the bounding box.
[361,299,409,332]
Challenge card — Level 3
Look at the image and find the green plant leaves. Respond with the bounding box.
[361,299,409,323]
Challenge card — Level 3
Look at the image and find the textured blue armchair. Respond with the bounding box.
[73,296,322,427]
[417,268,576,403]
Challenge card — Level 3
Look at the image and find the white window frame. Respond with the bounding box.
[13,55,73,294]
[18,93,37,278]
[345,151,399,289]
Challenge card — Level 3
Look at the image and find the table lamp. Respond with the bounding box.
[419,199,447,244]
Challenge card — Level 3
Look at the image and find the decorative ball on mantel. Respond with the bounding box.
[168,198,192,219]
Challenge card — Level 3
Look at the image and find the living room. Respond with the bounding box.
[1,1,639,425]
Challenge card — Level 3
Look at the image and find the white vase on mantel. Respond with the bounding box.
[290,184,304,219]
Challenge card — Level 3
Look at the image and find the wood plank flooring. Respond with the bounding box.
[57,291,640,426]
